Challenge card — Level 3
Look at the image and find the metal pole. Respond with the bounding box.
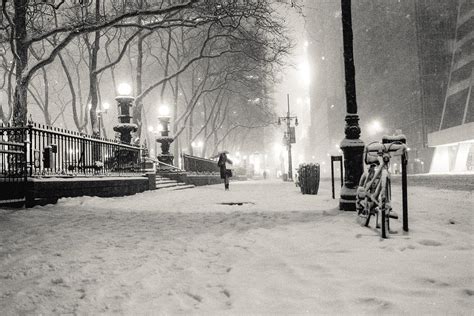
[340,159,343,187]
[331,157,335,199]
[402,153,409,232]
[287,94,293,181]
[339,0,365,211]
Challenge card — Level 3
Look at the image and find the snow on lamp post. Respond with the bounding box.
[339,0,365,211]
[113,83,137,144]
[156,104,174,166]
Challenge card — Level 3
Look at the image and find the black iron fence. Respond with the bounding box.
[182,154,220,173]
[0,126,28,182]
[0,122,143,180]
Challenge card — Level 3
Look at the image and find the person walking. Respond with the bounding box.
[215,151,233,191]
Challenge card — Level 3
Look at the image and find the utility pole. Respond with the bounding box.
[278,94,298,181]
[287,95,293,180]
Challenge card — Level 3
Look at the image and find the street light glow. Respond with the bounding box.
[158,104,170,116]
[367,119,384,136]
[117,83,132,96]
[298,60,310,86]
[103,102,110,110]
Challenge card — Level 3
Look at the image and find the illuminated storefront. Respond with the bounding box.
[428,123,474,173]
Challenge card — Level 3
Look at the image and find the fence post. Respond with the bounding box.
[28,123,33,176]
[82,135,86,174]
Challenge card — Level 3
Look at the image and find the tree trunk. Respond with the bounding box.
[188,111,194,155]
[133,31,144,138]
[89,1,101,136]
[42,69,51,126]
[12,0,29,127]
[172,76,180,162]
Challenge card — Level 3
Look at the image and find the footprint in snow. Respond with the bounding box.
[417,239,442,247]
[463,289,474,296]
[420,278,450,287]
[357,297,393,310]
[185,292,202,303]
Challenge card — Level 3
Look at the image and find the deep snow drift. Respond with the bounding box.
[0,180,472,315]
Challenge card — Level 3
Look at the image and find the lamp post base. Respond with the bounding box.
[339,134,365,212]
[339,186,358,211]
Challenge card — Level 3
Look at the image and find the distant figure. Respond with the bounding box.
[263,170,267,180]
[215,151,233,190]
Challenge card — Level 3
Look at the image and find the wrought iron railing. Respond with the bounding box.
[0,126,28,182]
[0,122,143,178]
[182,154,220,173]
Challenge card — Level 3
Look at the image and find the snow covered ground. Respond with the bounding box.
[0,180,472,315]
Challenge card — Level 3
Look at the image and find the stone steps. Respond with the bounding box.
[155,176,195,191]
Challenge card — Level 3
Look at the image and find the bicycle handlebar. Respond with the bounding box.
[366,142,407,155]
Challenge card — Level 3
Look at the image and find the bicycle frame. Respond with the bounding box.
[357,141,405,238]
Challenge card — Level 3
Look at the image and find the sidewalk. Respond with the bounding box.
[0,180,472,315]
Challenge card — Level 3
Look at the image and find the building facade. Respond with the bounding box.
[304,0,466,174]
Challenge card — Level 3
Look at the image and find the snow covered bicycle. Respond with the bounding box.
[356,136,408,238]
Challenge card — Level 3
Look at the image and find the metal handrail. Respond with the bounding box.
[156,160,184,172]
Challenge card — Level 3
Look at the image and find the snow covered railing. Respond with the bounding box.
[156,160,183,172]
[182,154,220,173]
[1,122,145,177]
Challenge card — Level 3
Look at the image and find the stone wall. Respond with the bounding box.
[25,176,150,207]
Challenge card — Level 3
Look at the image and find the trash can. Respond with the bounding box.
[299,163,320,195]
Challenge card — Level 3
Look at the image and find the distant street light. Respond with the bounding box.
[278,94,298,181]
[191,140,204,157]
[113,84,137,144]
[367,119,384,136]
[96,101,110,137]
[298,60,310,86]
[156,104,174,165]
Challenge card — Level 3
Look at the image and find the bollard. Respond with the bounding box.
[331,155,343,199]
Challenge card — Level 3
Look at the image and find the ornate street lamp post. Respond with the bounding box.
[156,104,174,165]
[113,83,137,144]
[278,94,298,181]
[339,0,365,211]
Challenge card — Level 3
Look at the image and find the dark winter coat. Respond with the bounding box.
[217,153,233,179]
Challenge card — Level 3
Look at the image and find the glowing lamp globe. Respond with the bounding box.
[117,83,132,96]
[158,105,170,117]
